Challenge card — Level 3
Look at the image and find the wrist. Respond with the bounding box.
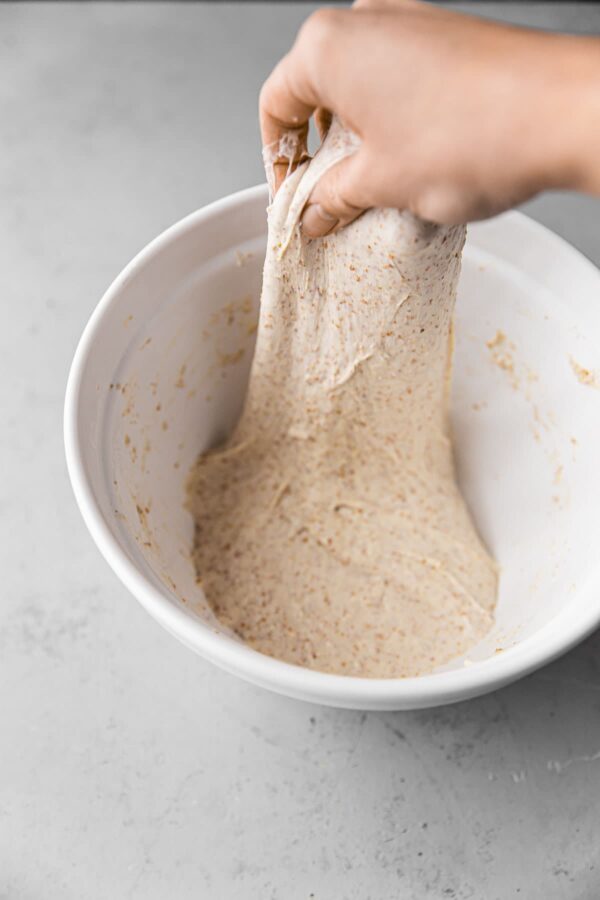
[538,35,600,195]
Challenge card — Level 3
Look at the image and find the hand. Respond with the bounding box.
[260,0,600,237]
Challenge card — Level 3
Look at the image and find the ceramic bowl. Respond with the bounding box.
[65,185,600,710]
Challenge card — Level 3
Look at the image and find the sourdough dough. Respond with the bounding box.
[188,122,497,678]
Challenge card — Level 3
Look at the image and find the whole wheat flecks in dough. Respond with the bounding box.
[187,122,498,678]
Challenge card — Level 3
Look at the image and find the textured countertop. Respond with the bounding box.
[1,3,599,898]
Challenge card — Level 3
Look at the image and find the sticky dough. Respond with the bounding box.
[188,121,497,678]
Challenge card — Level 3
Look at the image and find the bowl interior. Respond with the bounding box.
[71,187,600,687]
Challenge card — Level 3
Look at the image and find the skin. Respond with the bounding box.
[259,0,600,238]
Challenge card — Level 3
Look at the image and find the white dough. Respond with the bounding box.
[188,121,497,678]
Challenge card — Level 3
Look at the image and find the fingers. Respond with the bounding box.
[409,183,507,225]
[301,150,372,238]
[315,107,333,141]
[265,139,311,194]
[260,10,345,193]
[260,55,313,193]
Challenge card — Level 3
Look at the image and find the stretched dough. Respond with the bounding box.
[188,122,497,678]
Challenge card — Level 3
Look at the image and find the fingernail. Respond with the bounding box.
[301,203,339,239]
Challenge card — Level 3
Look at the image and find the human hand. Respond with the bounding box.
[260,0,600,236]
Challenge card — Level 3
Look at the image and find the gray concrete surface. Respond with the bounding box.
[1,3,599,898]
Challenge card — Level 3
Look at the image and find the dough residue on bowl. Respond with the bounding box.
[187,121,498,678]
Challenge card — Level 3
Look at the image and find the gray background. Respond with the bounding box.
[1,3,599,898]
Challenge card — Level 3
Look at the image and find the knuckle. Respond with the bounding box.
[300,8,342,51]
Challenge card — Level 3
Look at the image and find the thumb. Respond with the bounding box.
[301,149,371,239]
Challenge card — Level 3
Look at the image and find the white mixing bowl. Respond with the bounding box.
[65,184,600,710]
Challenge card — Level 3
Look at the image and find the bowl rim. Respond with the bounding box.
[64,183,600,709]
